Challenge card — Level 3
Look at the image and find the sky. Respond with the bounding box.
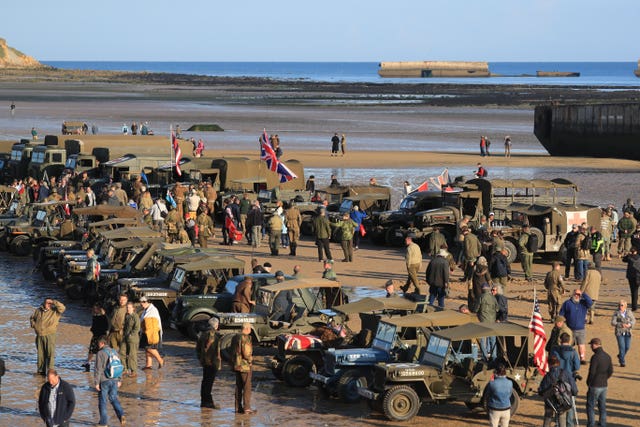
[3,0,639,61]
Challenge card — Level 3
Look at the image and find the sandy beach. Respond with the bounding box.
[0,72,639,426]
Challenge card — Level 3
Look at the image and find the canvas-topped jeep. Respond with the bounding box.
[358,322,542,422]
[213,278,347,360]
[310,309,475,403]
[270,296,429,388]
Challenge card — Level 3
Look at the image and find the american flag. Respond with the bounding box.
[529,294,549,375]
[172,131,182,176]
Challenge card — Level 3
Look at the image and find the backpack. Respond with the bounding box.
[526,233,539,253]
[580,234,592,251]
[544,375,574,414]
[104,348,124,379]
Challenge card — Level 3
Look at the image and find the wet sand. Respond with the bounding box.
[0,237,638,427]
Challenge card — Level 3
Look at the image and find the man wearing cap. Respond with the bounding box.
[617,210,636,257]
[196,317,221,409]
[544,261,565,320]
[489,248,511,290]
[463,227,482,282]
[337,213,357,262]
[403,236,422,294]
[560,289,593,363]
[322,260,337,281]
[425,249,449,308]
[586,337,613,427]
[564,224,580,279]
[477,283,498,358]
[427,227,447,258]
[581,262,602,324]
[232,277,255,314]
[30,298,66,375]
[546,315,573,352]
[384,280,400,298]
[232,322,256,414]
[314,208,333,262]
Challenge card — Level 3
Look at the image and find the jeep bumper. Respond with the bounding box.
[357,386,378,400]
[309,372,331,385]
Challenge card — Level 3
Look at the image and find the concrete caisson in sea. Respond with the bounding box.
[378,61,490,78]
[534,102,640,160]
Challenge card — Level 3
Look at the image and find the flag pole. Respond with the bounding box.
[169,125,174,185]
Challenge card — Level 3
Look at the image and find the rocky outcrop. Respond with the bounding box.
[0,38,42,68]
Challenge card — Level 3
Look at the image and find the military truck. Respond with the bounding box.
[358,322,542,422]
[309,310,475,402]
[7,140,39,181]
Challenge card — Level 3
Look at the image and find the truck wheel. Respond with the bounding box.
[337,368,369,403]
[10,235,32,256]
[503,240,518,264]
[188,313,211,341]
[282,355,316,387]
[41,261,57,281]
[385,224,405,247]
[382,385,421,422]
[219,333,235,362]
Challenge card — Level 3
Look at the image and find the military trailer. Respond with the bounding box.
[358,322,542,422]
[309,310,475,403]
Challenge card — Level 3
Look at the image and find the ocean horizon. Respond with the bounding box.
[42,61,640,87]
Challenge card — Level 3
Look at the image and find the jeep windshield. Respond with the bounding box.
[421,335,450,368]
[371,322,397,352]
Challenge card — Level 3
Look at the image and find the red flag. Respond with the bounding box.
[529,295,548,375]
[414,181,428,192]
[172,131,182,176]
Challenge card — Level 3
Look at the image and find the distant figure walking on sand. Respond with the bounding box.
[10,101,15,114]
[122,124,128,135]
[480,136,487,157]
[504,136,512,158]
[331,133,340,156]
[475,163,488,178]
[31,127,38,140]
[485,137,491,156]
[340,134,346,156]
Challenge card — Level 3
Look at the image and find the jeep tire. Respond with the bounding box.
[282,355,316,388]
[337,368,369,403]
[382,384,421,422]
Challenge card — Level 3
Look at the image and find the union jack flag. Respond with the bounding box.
[260,129,278,172]
[259,129,297,182]
[172,131,182,176]
[529,294,549,375]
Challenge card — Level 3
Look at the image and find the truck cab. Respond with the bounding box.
[8,141,39,180]
[28,145,67,180]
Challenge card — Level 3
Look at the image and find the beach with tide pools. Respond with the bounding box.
[0,71,639,426]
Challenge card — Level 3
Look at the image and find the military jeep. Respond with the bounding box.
[270,296,428,388]
[310,309,475,403]
[358,322,541,422]
[213,278,347,361]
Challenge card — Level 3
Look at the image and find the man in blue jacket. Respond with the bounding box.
[560,289,593,364]
[349,206,367,249]
[38,369,76,427]
[485,364,513,427]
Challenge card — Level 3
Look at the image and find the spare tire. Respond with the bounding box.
[530,227,545,252]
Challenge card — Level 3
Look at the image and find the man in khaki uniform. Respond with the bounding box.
[268,212,283,256]
[581,262,602,324]
[197,317,222,409]
[30,298,66,375]
[165,206,182,242]
[403,236,422,293]
[204,181,217,220]
[232,323,256,414]
[285,203,302,256]
[544,261,566,320]
[463,227,482,281]
[109,294,128,363]
[196,208,215,248]
[173,183,187,219]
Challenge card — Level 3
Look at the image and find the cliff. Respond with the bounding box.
[0,38,43,68]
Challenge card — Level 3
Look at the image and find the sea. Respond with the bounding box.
[43,61,640,87]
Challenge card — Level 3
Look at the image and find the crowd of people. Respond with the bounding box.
[478,135,513,158]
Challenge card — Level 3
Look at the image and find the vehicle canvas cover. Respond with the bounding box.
[381,310,477,329]
[431,321,529,342]
[260,278,342,293]
[74,205,141,219]
[333,297,418,314]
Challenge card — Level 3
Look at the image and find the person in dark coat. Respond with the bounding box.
[0,356,5,404]
[38,369,76,427]
[538,355,578,427]
[425,249,450,308]
[586,337,613,427]
[622,246,640,311]
[492,285,508,322]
